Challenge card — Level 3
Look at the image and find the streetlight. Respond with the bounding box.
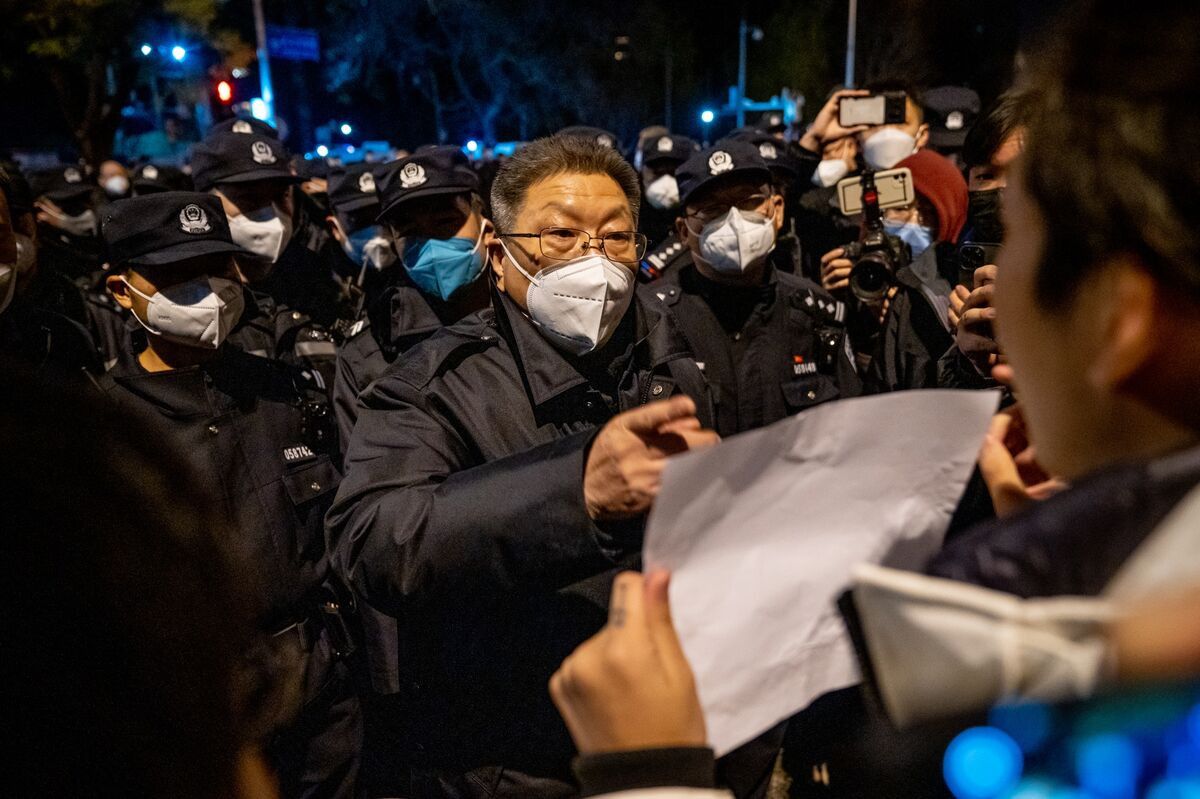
[340,123,353,136]
[316,144,329,158]
[466,140,479,154]
[700,108,716,144]
[140,43,153,56]
[171,45,187,62]
[736,19,764,127]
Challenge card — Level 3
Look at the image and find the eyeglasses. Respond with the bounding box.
[497,227,648,264]
[684,193,773,226]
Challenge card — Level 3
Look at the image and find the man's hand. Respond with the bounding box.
[978,406,1067,518]
[956,264,1002,374]
[948,284,970,329]
[799,89,871,153]
[820,246,853,293]
[550,571,707,754]
[584,396,719,521]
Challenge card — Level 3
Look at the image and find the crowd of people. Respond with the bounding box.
[5,0,1200,796]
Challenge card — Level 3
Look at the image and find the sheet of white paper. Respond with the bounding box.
[643,389,1001,756]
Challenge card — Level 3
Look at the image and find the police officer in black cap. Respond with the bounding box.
[97,191,361,799]
[652,139,860,438]
[191,129,353,330]
[556,125,621,151]
[30,165,103,286]
[726,129,807,271]
[637,132,699,253]
[131,162,193,195]
[0,165,102,377]
[324,161,392,318]
[331,146,493,454]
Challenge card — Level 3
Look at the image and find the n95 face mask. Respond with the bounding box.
[123,276,245,349]
[227,204,293,264]
[697,207,776,275]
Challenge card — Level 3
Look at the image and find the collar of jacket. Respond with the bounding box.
[489,285,694,411]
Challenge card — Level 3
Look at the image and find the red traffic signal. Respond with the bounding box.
[216,80,233,103]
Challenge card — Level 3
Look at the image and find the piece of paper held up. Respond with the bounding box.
[643,389,1001,756]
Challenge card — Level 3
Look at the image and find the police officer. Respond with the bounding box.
[0,165,101,376]
[324,161,393,323]
[557,125,621,151]
[326,134,717,798]
[191,129,353,330]
[653,140,860,438]
[332,147,492,453]
[725,129,805,271]
[131,162,192,195]
[637,133,699,252]
[30,165,103,286]
[97,192,360,799]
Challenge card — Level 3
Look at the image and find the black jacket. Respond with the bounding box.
[325,287,711,796]
[252,205,354,331]
[651,254,861,438]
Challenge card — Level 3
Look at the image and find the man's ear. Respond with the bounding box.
[1087,257,1156,393]
[914,123,930,151]
[675,215,693,248]
[487,237,506,291]
[326,215,347,245]
[106,272,134,311]
[770,194,786,232]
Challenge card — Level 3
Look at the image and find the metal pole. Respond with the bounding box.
[252,0,276,125]
[736,18,747,128]
[664,49,673,129]
[844,0,858,88]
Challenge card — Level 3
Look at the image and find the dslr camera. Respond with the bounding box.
[838,169,912,301]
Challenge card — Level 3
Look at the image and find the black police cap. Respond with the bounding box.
[640,133,700,166]
[30,165,94,203]
[190,131,299,192]
[375,146,479,224]
[209,116,280,138]
[557,126,621,151]
[721,131,800,179]
[758,110,787,132]
[132,163,189,194]
[101,191,247,267]
[923,86,981,149]
[328,162,381,215]
[675,140,772,209]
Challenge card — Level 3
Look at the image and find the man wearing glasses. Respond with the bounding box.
[326,134,719,798]
[657,139,861,438]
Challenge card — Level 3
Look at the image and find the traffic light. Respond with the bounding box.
[216,80,233,104]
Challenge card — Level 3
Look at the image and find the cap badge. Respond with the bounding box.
[596,134,615,148]
[399,162,427,189]
[142,165,159,180]
[63,167,82,184]
[946,110,965,131]
[358,171,376,193]
[232,120,254,134]
[179,204,212,234]
[251,140,277,165]
[758,142,778,160]
[656,136,674,153]
[708,150,734,176]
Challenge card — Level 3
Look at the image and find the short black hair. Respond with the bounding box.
[1023,0,1200,308]
[962,92,1024,170]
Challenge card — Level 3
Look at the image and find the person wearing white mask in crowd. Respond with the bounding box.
[856,80,930,171]
[191,129,352,330]
[97,159,131,202]
[98,191,362,799]
[325,133,719,799]
[652,139,860,439]
[30,165,104,285]
[637,133,700,253]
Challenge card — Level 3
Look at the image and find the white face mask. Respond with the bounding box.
[862,127,917,170]
[43,206,97,238]
[696,207,776,275]
[103,175,131,198]
[500,241,635,356]
[227,204,293,264]
[644,173,680,211]
[812,158,851,188]
[0,234,36,315]
[123,276,245,350]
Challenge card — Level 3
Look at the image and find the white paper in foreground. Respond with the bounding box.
[643,389,1001,756]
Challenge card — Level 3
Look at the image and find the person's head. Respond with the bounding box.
[489,135,643,354]
[103,192,247,354]
[99,159,131,199]
[31,165,97,238]
[994,0,1200,480]
[859,81,929,170]
[884,149,968,259]
[375,147,491,301]
[164,114,184,140]
[674,141,784,285]
[3,367,276,799]
[325,162,387,270]
[191,132,300,277]
[812,134,859,188]
[0,166,38,311]
[639,134,699,212]
[921,86,982,164]
[962,92,1026,193]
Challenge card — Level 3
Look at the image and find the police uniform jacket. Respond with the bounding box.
[325,286,711,793]
[651,251,861,438]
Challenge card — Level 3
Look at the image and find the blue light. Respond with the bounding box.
[140,43,153,56]
[340,123,353,135]
[1076,733,1142,798]
[944,726,1024,799]
[346,145,356,154]
[1188,703,1200,748]
[466,139,479,153]
[250,98,269,121]
[1145,778,1200,799]
[316,145,329,158]
[171,45,186,62]
[990,703,1054,755]
[700,109,716,124]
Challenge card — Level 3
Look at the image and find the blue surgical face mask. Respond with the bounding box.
[402,227,486,301]
[884,220,934,259]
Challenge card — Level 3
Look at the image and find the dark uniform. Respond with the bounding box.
[652,253,861,437]
[326,288,710,798]
[97,193,360,799]
[330,148,492,455]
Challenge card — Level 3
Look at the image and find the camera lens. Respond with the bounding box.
[850,254,892,301]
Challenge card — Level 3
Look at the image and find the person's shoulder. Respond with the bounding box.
[777,272,847,324]
[374,308,503,392]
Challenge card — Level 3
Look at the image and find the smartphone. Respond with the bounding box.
[836,167,916,216]
[839,91,908,128]
[956,242,1002,288]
